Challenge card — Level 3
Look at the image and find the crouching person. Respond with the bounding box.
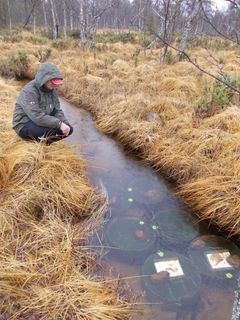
[12,62,73,144]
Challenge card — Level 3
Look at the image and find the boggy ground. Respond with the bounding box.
[0,77,131,318]
[1,31,240,234]
[30,34,240,236]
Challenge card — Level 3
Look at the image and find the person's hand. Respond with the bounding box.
[60,122,70,136]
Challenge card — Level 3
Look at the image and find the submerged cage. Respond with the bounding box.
[105,217,157,264]
[188,235,240,287]
[152,208,200,249]
[125,175,167,207]
[141,250,201,305]
[106,175,168,218]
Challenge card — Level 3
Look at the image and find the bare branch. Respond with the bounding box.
[199,0,240,45]
[151,7,165,21]
[23,0,39,28]
[130,7,145,29]
[153,32,240,94]
[225,0,239,8]
[202,47,231,82]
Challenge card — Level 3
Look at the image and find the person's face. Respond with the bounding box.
[44,80,61,90]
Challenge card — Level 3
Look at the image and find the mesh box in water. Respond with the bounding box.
[105,217,157,264]
[126,176,167,207]
[188,235,240,287]
[142,250,201,304]
[153,209,199,248]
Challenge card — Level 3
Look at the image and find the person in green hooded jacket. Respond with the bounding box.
[12,62,73,143]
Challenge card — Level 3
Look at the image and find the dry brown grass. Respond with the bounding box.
[0,141,98,220]
[201,106,240,133]
[0,213,131,319]
[116,120,162,152]
[0,76,132,319]
[179,173,240,235]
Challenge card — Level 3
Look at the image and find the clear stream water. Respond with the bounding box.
[60,98,237,320]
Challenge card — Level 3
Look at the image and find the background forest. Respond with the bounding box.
[1,0,240,56]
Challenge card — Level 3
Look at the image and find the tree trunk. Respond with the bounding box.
[160,44,168,65]
[53,0,59,34]
[32,8,36,35]
[50,0,57,40]
[70,4,73,31]
[7,0,12,32]
[178,2,200,60]
[159,0,170,66]
[42,0,48,32]
[63,0,67,39]
[79,0,86,49]
[24,0,28,22]
[90,22,97,49]
[139,0,142,30]
[169,0,181,44]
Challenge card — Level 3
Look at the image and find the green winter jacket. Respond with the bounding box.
[12,62,68,134]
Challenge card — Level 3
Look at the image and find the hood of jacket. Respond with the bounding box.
[35,62,63,88]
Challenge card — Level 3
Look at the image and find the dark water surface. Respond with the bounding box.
[60,98,236,320]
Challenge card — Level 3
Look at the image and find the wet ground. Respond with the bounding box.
[61,98,237,320]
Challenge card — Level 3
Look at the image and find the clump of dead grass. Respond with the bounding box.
[135,63,155,75]
[147,97,180,122]
[0,140,99,220]
[112,59,130,71]
[202,106,240,133]
[146,137,204,183]
[96,103,128,135]
[60,72,106,109]
[116,120,162,152]
[157,76,198,99]
[179,173,240,235]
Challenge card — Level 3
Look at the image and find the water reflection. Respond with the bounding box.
[61,98,236,320]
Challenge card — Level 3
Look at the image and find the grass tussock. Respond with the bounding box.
[116,120,162,152]
[157,76,198,99]
[0,76,132,319]
[179,174,240,235]
[148,97,180,122]
[0,141,98,220]
[146,136,204,183]
[202,106,240,133]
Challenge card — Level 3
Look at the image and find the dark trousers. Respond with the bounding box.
[18,120,73,144]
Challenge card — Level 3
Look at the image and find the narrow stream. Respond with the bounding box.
[60,98,237,320]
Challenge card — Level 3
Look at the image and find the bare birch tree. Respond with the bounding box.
[178,0,200,60]
[6,0,12,32]
[63,0,67,39]
[32,0,36,35]
[49,0,57,40]
[157,0,173,65]
[42,0,48,32]
[78,0,86,48]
